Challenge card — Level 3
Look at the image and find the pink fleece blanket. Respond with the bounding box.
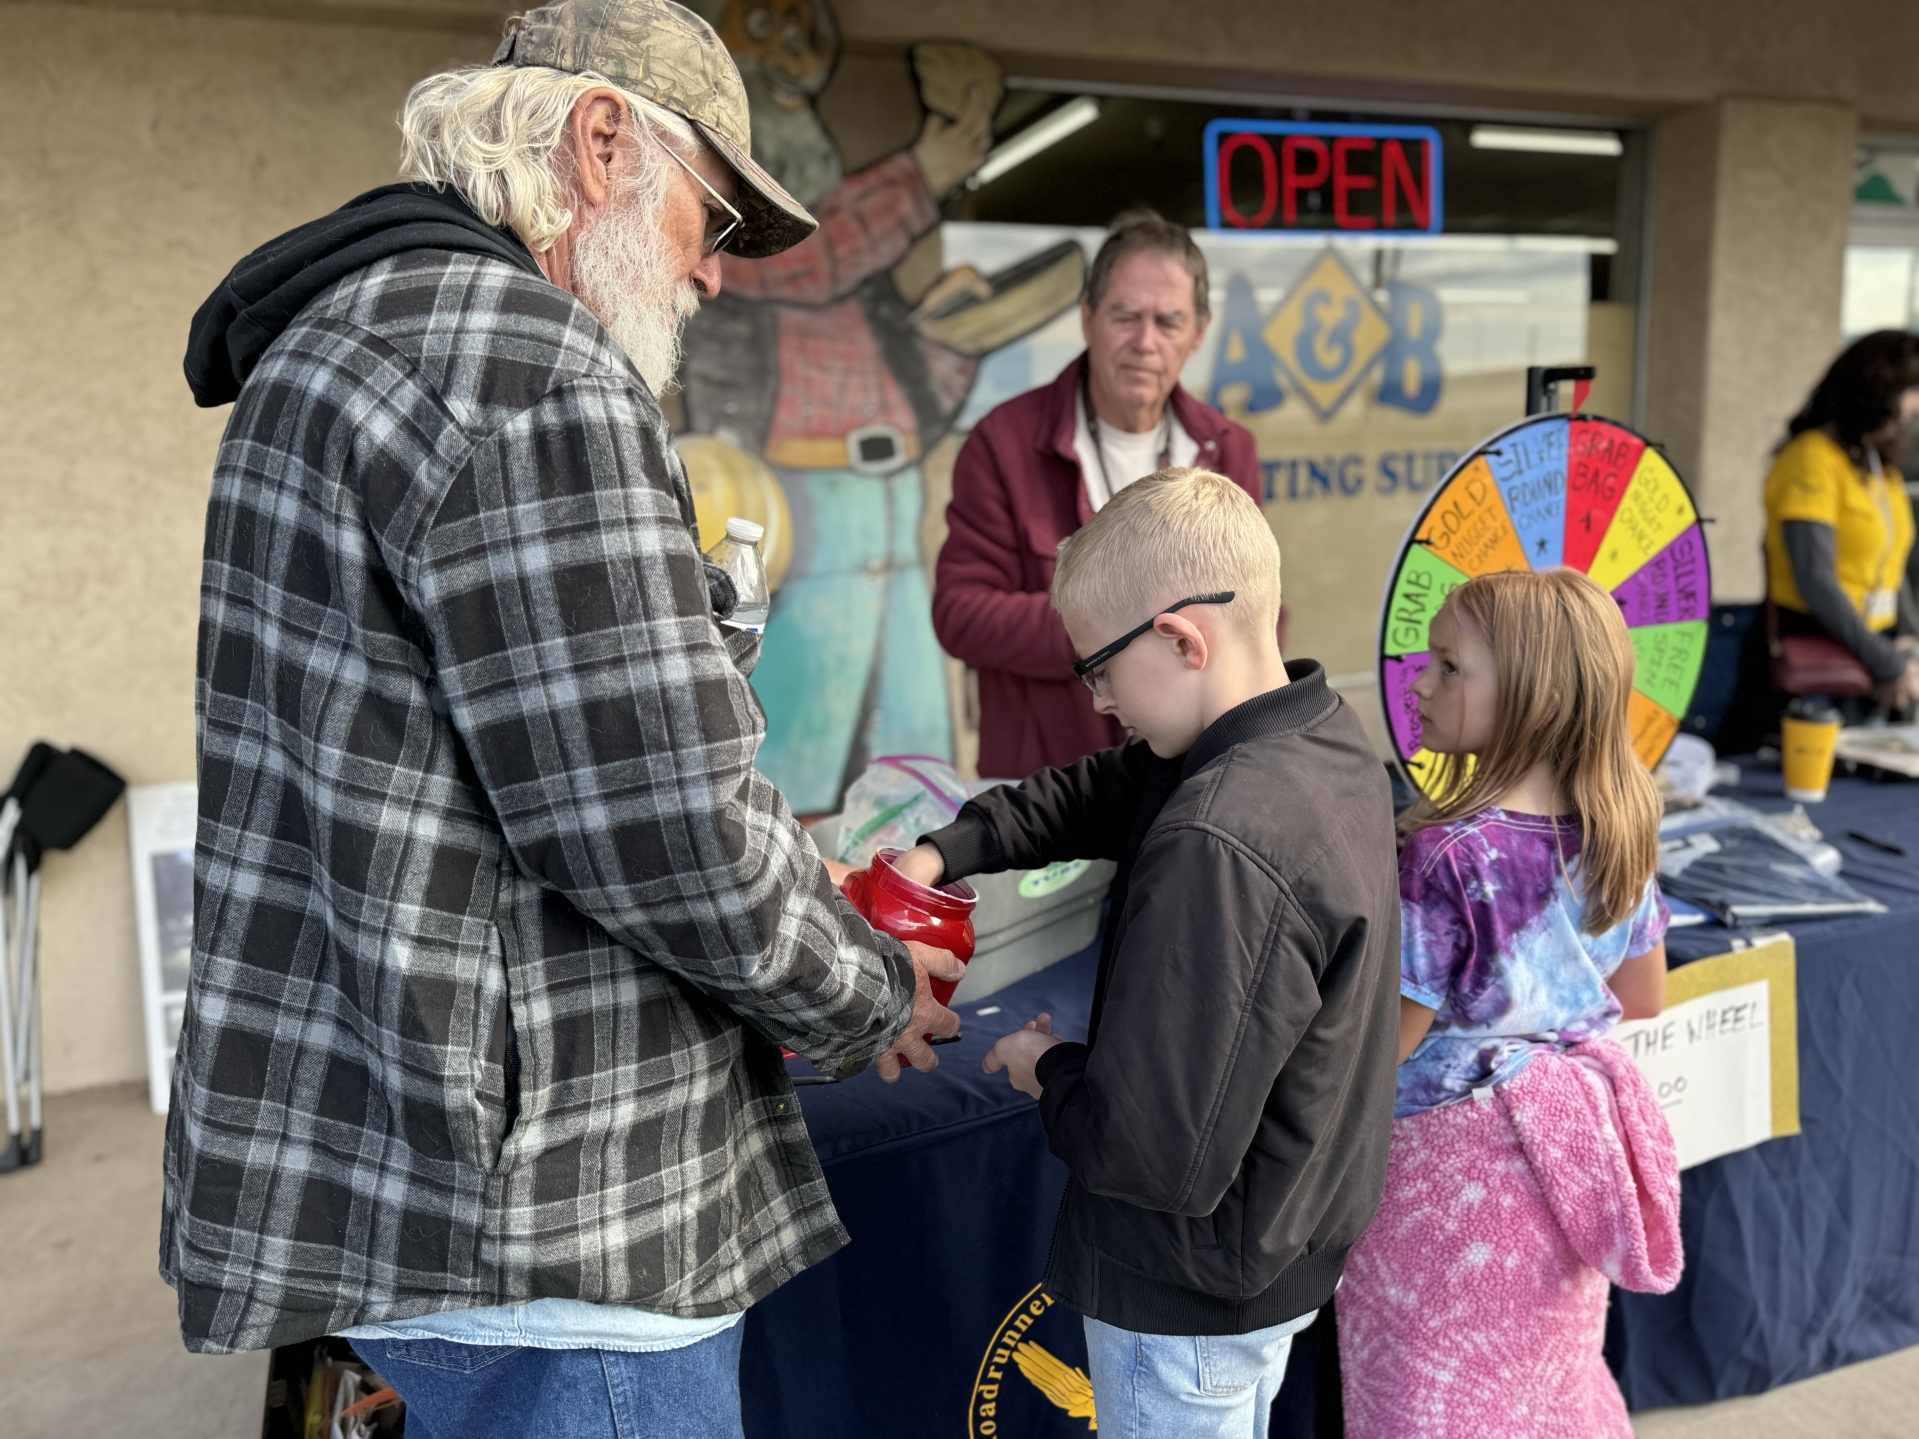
[1339,1039,1683,1438]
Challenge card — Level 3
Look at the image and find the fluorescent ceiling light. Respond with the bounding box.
[1470,125,1623,157]
[968,97,1102,189]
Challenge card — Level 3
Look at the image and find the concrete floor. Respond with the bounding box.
[4,1084,1917,1438]
[0,1084,264,1437]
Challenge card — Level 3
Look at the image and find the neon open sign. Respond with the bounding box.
[1203,120,1444,235]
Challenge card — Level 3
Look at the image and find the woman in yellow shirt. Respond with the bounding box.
[1763,331,1919,714]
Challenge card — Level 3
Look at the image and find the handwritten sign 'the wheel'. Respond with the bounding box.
[1613,936,1800,1170]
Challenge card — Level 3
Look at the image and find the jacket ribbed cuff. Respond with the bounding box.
[921,806,1005,885]
[1033,1040,1088,1092]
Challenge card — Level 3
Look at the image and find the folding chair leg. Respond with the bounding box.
[15,864,34,1088]
[19,870,40,1166]
[0,751,128,1172]
[23,992,39,1167]
[0,856,19,1174]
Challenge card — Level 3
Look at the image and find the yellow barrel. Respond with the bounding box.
[673,432,795,593]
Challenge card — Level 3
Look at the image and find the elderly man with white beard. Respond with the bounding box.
[169,2,961,1432]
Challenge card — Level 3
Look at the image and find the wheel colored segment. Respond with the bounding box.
[1629,619,1709,719]
[1403,746,1475,798]
[1486,415,1568,570]
[1383,545,1470,657]
[1563,418,1645,573]
[1382,652,1431,759]
[1587,446,1695,593]
[1416,457,1530,578]
[1612,525,1710,628]
[1402,748,1445,795]
[1628,689,1682,769]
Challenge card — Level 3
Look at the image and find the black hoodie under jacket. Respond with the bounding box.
[184,183,542,408]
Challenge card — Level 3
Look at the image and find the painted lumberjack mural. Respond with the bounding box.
[676,0,1084,814]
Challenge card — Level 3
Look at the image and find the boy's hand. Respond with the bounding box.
[892,842,947,888]
[983,1013,1062,1099]
[874,941,965,1083]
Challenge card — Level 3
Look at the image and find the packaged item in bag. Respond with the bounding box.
[834,756,971,866]
[1658,824,1885,925]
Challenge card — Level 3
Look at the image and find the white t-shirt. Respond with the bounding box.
[1073,403,1201,511]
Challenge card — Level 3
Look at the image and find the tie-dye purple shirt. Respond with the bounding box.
[1396,808,1668,1118]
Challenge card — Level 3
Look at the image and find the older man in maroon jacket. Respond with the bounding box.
[933,213,1264,779]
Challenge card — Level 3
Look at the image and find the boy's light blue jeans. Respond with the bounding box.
[347,1322,744,1439]
[1083,1308,1318,1439]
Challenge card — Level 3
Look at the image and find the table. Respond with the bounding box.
[1609,766,1919,1409]
[743,939,1112,1439]
[743,767,1919,1435]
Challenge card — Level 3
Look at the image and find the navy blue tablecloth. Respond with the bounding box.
[741,942,1097,1439]
[1610,767,1919,1410]
[744,767,1919,1433]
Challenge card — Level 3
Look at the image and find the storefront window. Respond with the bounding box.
[1843,145,1919,338]
[943,89,1646,691]
[1844,145,1919,496]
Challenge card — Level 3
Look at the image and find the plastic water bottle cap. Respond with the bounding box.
[726,517,765,544]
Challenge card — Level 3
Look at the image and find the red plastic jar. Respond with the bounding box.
[784,853,977,1073]
[840,849,978,1003]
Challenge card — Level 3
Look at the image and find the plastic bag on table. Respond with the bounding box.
[1658,824,1886,925]
[834,756,972,866]
[1659,793,1844,875]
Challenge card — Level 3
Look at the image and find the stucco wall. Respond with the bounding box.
[1645,98,1858,601]
[0,4,492,1094]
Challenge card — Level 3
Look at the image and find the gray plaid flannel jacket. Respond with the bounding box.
[161,250,916,1355]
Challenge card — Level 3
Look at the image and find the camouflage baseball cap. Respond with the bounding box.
[492,0,817,257]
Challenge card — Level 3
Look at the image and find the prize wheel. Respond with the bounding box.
[1378,412,1711,796]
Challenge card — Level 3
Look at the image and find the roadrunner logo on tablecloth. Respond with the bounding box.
[971,1283,1097,1434]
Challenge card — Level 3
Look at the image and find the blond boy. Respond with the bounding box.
[894,470,1402,1439]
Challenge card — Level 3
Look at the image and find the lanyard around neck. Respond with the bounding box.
[1862,448,1898,578]
[1082,366,1172,500]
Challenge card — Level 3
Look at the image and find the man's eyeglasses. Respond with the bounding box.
[1071,592,1236,696]
[652,131,742,257]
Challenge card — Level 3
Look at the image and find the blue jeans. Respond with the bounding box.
[348,1322,744,1439]
[1082,1309,1318,1439]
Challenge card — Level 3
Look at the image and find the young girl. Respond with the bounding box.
[1339,569,1684,1438]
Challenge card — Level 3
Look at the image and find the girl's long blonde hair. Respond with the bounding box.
[1401,568,1661,934]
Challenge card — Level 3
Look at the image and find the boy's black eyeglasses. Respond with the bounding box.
[1071,592,1236,695]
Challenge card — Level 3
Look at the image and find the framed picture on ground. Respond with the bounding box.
[128,783,195,1114]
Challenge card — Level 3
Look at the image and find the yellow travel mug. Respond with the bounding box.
[1781,702,1842,803]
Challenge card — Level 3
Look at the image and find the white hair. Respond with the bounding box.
[398,64,708,393]
[569,132,702,394]
[398,64,700,253]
